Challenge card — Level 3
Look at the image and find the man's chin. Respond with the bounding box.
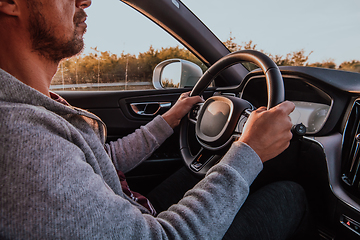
[55,32,85,61]
[44,39,85,63]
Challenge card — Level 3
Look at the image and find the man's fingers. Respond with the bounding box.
[271,101,295,115]
[191,95,204,103]
[180,92,204,103]
[253,106,267,113]
[180,92,190,98]
[184,95,204,105]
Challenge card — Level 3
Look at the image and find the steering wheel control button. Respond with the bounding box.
[243,108,253,118]
[189,103,203,123]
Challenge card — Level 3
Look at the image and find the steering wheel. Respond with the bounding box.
[179,50,285,177]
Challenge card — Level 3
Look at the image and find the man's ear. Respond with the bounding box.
[0,0,19,17]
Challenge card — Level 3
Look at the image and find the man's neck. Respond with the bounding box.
[0,5,60,97]
[0,45,58,97]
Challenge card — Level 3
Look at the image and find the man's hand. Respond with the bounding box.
[238,101,295,163]
[162,92,204,129]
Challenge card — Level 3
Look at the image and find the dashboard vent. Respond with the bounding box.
[342,100,360,191]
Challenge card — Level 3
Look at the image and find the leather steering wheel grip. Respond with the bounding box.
[190,50,284,109]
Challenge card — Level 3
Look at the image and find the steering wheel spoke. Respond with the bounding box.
[189,148,222,173]
[188,103,204,124]
[235,108,253,134]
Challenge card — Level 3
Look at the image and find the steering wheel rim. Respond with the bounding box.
[180,50,285,177]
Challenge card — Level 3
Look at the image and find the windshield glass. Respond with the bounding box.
[51,0,359,91]
[182,0,360,72]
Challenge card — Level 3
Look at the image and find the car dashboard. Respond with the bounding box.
[226,65,360,238]
[241,74,333,135]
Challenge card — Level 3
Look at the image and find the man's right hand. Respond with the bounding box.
[238,101,295,163]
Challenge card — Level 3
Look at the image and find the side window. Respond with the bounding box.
[51,0,205,91]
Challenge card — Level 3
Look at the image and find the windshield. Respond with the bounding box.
[51,0,359,91]
[182,0,360,72]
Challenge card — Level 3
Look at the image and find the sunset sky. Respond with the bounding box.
[83,0,360,65]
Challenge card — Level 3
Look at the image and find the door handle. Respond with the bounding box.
[130,102,172,116]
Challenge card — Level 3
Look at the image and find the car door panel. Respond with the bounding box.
[59,90,183,133]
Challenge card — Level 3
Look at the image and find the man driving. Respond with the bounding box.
[0,0,311,239]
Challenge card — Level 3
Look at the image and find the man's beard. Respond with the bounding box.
[28,5,87,63]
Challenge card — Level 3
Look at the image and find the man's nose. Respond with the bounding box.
[76,0,91,9]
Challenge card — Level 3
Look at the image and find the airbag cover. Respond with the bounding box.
[196,96,251,148]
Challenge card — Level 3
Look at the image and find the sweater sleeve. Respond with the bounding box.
[1,105,263,240]
[105,115,174,173]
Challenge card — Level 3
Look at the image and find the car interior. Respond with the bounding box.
[56,0,360,239]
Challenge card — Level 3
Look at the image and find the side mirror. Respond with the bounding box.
[152,59,203,89]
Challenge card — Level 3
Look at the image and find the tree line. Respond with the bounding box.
[223,37,360,72]
[52,46,204,86]
[52,39,360,87]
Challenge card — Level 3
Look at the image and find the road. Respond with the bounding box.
[50,81,152,90]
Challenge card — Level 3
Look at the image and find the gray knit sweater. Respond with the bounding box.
[0,68,263,239]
